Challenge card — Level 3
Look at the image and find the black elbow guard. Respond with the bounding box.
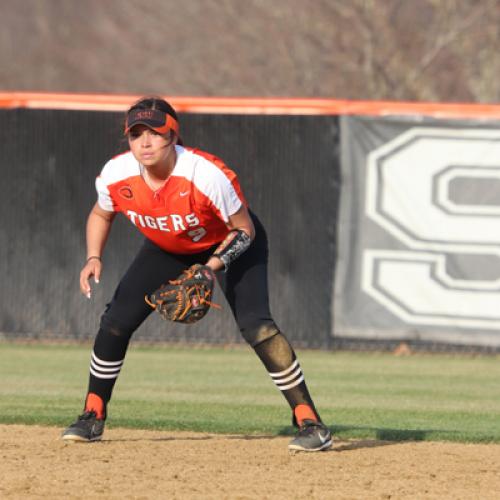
[213,229,252,271]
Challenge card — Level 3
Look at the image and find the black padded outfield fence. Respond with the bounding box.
[0,108,340,347]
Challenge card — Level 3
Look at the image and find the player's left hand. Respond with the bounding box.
[145,264,220,324]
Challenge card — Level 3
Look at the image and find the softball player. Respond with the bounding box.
[61,97,332,452]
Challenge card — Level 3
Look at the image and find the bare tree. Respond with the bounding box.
[1,0,499,102]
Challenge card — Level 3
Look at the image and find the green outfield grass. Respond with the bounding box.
[1,342,500,443]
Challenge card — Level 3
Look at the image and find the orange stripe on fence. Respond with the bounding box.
[1,92,500,118]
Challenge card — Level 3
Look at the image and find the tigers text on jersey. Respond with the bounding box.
[96,146,247,254]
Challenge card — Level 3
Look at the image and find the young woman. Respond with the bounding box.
[62,97,332,452]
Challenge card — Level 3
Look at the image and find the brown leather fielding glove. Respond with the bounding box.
[145,264,219,324]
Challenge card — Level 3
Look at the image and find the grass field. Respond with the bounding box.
[1,342,500,443]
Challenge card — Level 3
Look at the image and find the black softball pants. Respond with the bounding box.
[87,212,320,422]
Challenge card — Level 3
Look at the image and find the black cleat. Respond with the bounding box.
[288,419,332,452]
[61,411,105,442]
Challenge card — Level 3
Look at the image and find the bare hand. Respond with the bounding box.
[80,258,102,298]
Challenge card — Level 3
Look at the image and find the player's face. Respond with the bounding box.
[128,125,174,168]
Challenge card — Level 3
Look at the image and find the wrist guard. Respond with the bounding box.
[213,229,252,271]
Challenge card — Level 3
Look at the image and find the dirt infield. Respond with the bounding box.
[1,424,499,499]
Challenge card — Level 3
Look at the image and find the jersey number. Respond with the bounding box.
[188,227,207,242]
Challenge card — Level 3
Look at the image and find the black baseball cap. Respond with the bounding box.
[124,108,179,135]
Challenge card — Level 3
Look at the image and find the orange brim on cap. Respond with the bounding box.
[124,109,179,135]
